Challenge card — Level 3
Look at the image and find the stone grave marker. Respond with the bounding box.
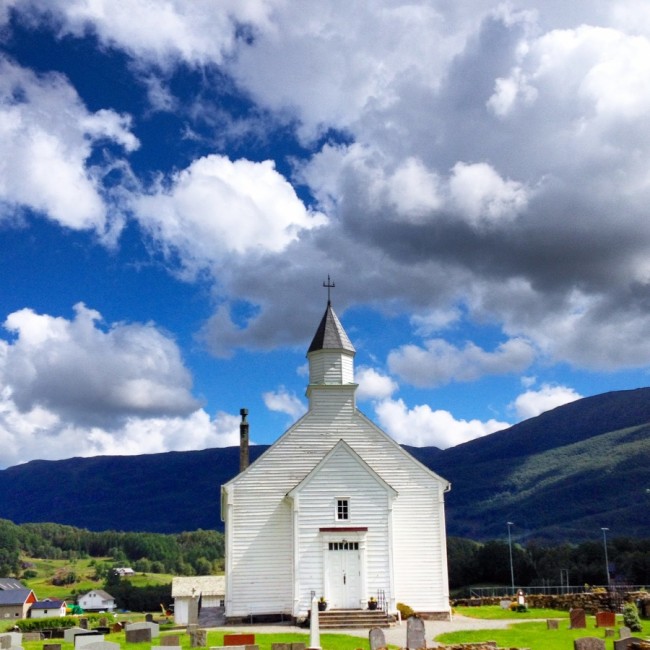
[98,618,108,627]
[76,642,117,650]
[79,619,89,630]
[44,644,61,650]
[369,627,387,650]
[125,628,152,644]
[0,634,21,649]
[128,622,159,639]
[620,627,631,639]
[22,634,41,642]
[406,616,426,650]
[500,599,511,610]
[570,608,587,629]
[595,611,616,627]
[74,633,103,648]
[64,628,87,644]
[290,644,305,650]
[547,619,559,629]
[605,630,616,638]
[271,644,289,650]
[145,614,154,623]
[161,636,181,646]
[614,638,646,650]
[573,638,605,650]
[110,624,122,635]
[189,629,207,648]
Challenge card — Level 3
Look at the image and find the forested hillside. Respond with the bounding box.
[1,388,649,540]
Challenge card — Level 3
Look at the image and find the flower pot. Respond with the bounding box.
[318,601,327,611]
[368,601,378,610]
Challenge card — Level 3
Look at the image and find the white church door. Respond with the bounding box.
[327,541,361,609]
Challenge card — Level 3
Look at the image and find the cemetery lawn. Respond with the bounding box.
[436,618,630,650]
[454,605,570,619]
[18,630,373,650]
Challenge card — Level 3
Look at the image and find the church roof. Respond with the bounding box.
[307,302,355,354]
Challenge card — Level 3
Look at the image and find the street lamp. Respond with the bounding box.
[601,527,610,587]
[507,521,515,594]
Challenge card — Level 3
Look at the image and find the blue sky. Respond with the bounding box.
[1,1,650,468]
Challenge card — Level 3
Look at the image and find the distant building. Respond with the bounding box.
[0,588,36,620]
[30,599,67,618]
[0,579,26,591]
[221,296,451,622]
[113,567,135,576]
[77,589,115,612]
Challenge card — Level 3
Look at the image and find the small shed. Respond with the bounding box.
[30,599,67,618]
[77,589,115,612]
[171,576,225,625]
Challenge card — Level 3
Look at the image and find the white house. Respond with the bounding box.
[171,576,225,625]
[77,590,115,612]
[221,297,451,622]
[30,599,67,618]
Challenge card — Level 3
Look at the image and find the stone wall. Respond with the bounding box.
[452,591,648,614]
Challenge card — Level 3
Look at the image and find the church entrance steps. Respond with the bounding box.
[317,609,395,629]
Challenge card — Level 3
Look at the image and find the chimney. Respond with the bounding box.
[239,408,249,472]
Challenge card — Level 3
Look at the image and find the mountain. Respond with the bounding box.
[1,388,649,540]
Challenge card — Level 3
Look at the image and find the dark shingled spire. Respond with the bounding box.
[308,302,355,354]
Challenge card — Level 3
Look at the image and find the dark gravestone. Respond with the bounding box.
[406,616,426,650]
[125,628,152,644]
[145,614,154,623]
[79,619,89,630]
[547,619,559,630]
[570,608,587,629]
[161,636,181,646]
[574,638,605,650]
[595,611,616,627]
[271,644,289,650]
[615,639,650,650]
[44,644,61,650]
[290,644,305,650]
[369,627,387,650]
[189,630,207,648]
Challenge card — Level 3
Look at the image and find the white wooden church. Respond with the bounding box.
[221,295,451,622]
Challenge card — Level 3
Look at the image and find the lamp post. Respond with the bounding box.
[507,521,515,595]
[601,527,610,587]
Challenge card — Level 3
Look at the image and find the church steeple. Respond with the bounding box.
[307,279,356,393]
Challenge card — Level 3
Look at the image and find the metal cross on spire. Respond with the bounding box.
[323,275,335,305]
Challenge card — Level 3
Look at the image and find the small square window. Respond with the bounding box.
[336,498,349,520]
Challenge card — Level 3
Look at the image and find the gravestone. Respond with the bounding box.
[570,608,587,629]
[99,618,108,627]
[79,619,89,630]
[64,628,87,644]
[128,622,159,639]
[125,628,152,644]
[0,634,21,648]
[291,644,305,650]
[614,638,647,650]
[188,597,200,626]
[595,611,616,627]
[78,643,118,650]
[271,644,289,650]
[406,616,426,650]
[44,644,62,650]
[500,599,511,610]
[111,624,122,634]
[161,636,181,646]
[75,633,103,648]
[605,630,616,638]
[369,627,387,650]
[547,619,559,629]
[189,630,207,648]
[145,614,154,623]
[22,634,41,642]
[620,627,631,639]
[573,638,605,650]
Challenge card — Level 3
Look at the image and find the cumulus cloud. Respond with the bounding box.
[356,366,398,402]
[374,397,509,448]
[133,155,327,275]
[388,337,536,388]
[510,383,582,420]
[0,57,137,235]
[0,304,243,467]
[262,386,306,419]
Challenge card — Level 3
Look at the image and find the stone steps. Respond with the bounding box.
[317,609,394,629]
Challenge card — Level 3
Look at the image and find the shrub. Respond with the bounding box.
[623,603,643,632]
[397,602,416,619]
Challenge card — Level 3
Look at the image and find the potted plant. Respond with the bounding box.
[368,596,378,610]
[318,596,327,612]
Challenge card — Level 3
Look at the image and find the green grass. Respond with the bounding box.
[454,605,570,619]
[436,618,646,650]
[18,629,369,650]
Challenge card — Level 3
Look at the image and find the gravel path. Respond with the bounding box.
[213,614,522,648]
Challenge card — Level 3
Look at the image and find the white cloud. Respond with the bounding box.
[356,366,398,402]
[388,337,536,388]
[3,303,198,421]
[374,397,509,448]
[262,386,307,419]
[133,155,327,275]
[0,57,137,235]
[510,383,582,420]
